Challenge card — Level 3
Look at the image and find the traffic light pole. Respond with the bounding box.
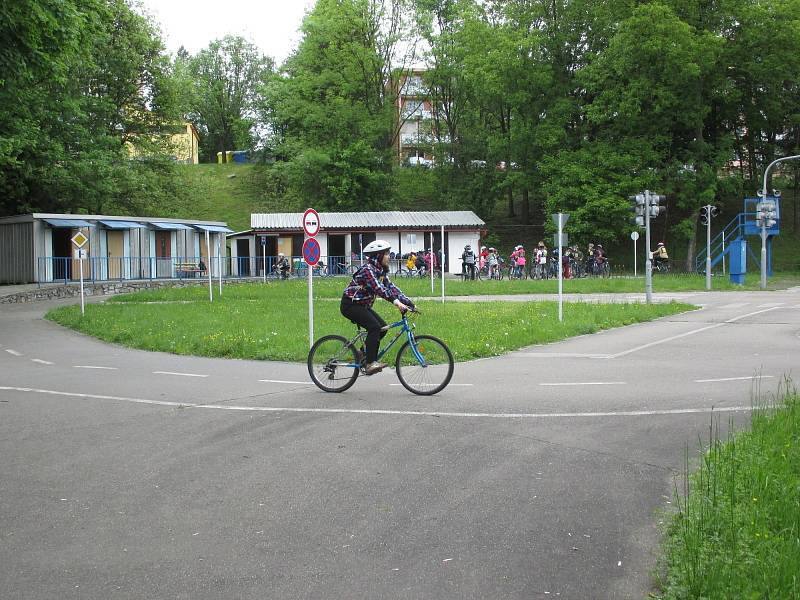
[644,190,652,304]
[706,205,712,291]
[760,155,800,289]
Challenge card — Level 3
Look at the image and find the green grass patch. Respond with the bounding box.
[45,283,693,362]
[656,390,800,598]
[400,272,800,296]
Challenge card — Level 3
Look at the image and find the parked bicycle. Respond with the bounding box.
[307,310,454,396]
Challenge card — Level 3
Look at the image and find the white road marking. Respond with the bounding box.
[259,379,312,385]
[5,349,23,357]
[0,386,754,419]
[31,359,54,365]
[74,365,118,370]
[517,352,612,359]
[695,375,775,383]
[539,381,626,387]
[611,306,782,358]
[757,302,784,308]
[0,386,192,408]
[153,371,208,378]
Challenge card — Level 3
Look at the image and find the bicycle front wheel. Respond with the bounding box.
[307,335,360,393]
[395,335,454,396]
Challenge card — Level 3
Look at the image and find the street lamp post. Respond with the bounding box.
[760,155,800,289]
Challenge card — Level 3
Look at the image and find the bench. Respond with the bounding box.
[176,262,206,277]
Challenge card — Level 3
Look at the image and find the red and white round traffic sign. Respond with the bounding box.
[302,208,320,237]
[302,237,321,266]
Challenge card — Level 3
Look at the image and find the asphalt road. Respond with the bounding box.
[1,288,799,599]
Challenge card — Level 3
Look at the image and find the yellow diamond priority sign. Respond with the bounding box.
[71,231,88,248]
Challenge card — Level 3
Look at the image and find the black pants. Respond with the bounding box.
[464,263,476,279]
[340,296,387,363]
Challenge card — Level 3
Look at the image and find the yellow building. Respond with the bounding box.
[170,122,200,164]
[126,122,200,164]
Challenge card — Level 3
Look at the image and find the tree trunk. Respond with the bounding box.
[521,188,530,224]
[685,215,700,273]
[507,186,515,218]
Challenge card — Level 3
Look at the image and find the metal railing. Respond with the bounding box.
[36,255,364,285]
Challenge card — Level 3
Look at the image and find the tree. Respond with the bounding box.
[189,35,274,162]
[265,0,418,210]
[0,0,188,217]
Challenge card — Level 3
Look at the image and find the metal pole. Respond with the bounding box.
[760,222,767,290]
[218,234,223,294]
[634,238,637,277]
[308,257,314,348]
[430,232,434,294]
[644,191,653,304]
[761,155,800,289]
[441,225,445,304]
[79,252,85,316]
[722,231,726,275]
[706,205,712,291]
[558,214,564,322]
[262,238,266,283]
[206,230,213,302]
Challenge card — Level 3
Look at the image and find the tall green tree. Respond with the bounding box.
[266,0,418,210]
[0,0,186,216]
[188,36,274,162]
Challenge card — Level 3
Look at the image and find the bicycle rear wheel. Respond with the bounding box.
[307,335,360,393]
[395,335,454,396]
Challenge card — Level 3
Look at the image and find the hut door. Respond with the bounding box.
[155,231,171,277]
[107,231,124,279]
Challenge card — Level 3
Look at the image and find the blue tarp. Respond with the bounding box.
[150,222,193,231]
[194,224,234,233]
[98,220,147,229]
[42,218,92,228]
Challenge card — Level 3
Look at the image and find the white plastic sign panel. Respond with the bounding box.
[303,208,320,237]
[630,231,640,241]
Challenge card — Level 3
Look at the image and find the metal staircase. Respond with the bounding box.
[694,197,780,276]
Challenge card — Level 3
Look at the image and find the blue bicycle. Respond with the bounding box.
[307,310,454,395]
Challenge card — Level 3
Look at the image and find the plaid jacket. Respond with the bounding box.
[343,259,414,309]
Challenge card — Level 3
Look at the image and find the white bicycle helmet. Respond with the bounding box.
[363,239,391,255]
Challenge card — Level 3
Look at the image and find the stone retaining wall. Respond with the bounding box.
[0,279,224,304]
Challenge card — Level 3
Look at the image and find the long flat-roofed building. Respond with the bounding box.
[0,213,232,284]
[228,211,486,276]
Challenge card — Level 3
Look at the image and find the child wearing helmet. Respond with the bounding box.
[276,253,290,279]
[341,240,415,375]
[653,242,669,269]
[462,244,477,280]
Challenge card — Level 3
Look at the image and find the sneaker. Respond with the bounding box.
[364,361,387,375]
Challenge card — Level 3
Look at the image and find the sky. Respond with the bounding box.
[137,0,317,64]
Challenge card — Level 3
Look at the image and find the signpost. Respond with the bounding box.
[551,213,569,322]
[303,209,321,348]
[261,235,267,282]
[205,230,213,303]
[70,231,88,315]
[630,230,640,277]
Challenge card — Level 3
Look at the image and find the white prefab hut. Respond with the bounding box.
[227,211,486,276]
[0,213,232,284]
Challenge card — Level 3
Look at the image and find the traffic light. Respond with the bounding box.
[629,194,646,228]
[756,201,777,229]
[649,194,666,218]
[699,205,719,225]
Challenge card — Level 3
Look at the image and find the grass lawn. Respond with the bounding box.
[400,271,800,296]
[656,391,800,598]
[45,283,694,362]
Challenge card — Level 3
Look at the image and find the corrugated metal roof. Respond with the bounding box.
[251,211,485,230]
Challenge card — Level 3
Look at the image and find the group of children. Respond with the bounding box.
[464,241,616,279]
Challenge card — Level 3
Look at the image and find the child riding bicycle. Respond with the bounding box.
[341,240,415,375]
